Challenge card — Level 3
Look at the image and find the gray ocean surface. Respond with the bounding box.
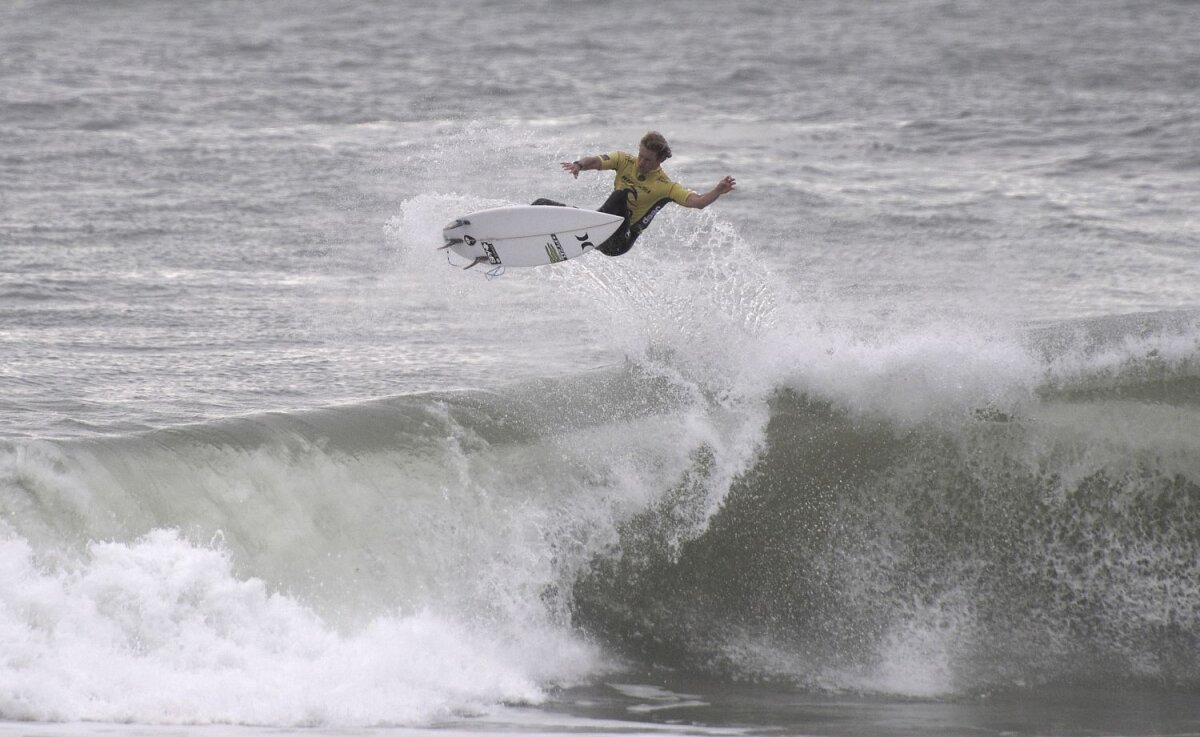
[2,1,1199,735]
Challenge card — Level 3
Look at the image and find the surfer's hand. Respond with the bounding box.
[717,176,736,194]
[561,161,582,178]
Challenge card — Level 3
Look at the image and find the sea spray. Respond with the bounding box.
[571,336,1200,694]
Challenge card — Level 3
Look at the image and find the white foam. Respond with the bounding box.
[833,606,963,698]
[0,526,599,726]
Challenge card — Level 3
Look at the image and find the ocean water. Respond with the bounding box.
[2,0,1200,735]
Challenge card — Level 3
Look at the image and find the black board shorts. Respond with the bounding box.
[531,190,638,257]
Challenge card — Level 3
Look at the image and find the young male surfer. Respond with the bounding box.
[533,131,737,257]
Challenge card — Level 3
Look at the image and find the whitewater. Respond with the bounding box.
[3,0,1200,735]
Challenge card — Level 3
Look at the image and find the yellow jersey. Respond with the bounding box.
[598,151,694,235]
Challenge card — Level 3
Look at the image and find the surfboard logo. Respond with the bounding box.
[575,233,594,249]
[545,234,567,263]
[482,241,500,265]
[463,235,477,246]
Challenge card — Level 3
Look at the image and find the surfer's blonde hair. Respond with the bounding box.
[641,131,672,161]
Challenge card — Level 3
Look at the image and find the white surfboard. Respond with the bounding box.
[441,205,623,269]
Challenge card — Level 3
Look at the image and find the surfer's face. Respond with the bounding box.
[636,144,661,175]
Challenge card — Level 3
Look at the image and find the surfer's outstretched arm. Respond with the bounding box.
[683,175,737,209]
[559,156,600,178]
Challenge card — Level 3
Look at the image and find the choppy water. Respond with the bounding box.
[2,0,1199,734]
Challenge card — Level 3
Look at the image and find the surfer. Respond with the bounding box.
[533,131,736,257]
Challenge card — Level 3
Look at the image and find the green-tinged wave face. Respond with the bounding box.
[573,383,1200,695]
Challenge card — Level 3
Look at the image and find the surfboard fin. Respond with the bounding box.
[439,238,463,250]
[462,256,490,270]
